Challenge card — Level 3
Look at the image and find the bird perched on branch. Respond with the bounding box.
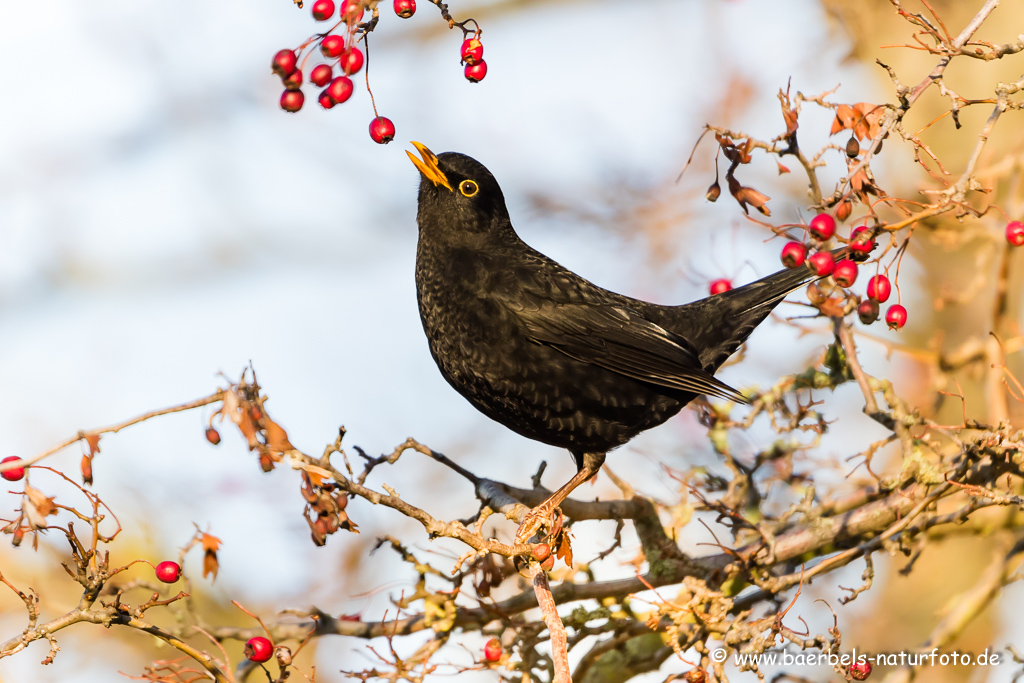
[408,142,836,544]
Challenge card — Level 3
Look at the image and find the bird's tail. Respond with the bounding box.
[674,247,852,371]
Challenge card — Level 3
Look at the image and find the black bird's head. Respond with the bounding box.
[407,142,511,240]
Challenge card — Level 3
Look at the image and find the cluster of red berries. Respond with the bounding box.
[271,0,487,144]
[460,37,487,82]
[271,0,398,143]
[775,213,910,330]
[1,455,25,482]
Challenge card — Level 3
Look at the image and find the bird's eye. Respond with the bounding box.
[459,180,479,197]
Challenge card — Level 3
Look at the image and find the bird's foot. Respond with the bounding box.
[515,503,557,545]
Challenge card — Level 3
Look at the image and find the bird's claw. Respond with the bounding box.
[515,506,554,546]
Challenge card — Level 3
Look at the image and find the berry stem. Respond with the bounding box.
[364,34,379,118]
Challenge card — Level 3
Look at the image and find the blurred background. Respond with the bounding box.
[1,0,1023,681]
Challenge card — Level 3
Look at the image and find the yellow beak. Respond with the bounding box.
[407,141,453,192]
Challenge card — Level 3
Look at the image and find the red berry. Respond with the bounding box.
[281,68,303,90]
[866,274,891,302]
[857,299,879,325]
[205,428,221,445]
[369,116,395,144]
[155,560,181,583]
[886,304,907,330]
[340,47,363,75]
[271,49,298,78]
[464,60,488,83]
[781,241,807,268]
[461,38,484,65]
[483,638,502,662]
[849,660,872,681]
[532,543,552,561]
[708,278,732,295]
[849,226,876,255]
[833,258,858,287]
[312,0,335,21]
[245,636,274,663]
[807,251,835,277]
[310,64,333,88]
[808,213,836,241]
[318,90,337,109]
[1,456,25,482]
[320,34,345,59]
[339,0,364,21]
[1007,220,1024,246]
[280,89,304,113]
[327,76,353,104]
[394,0,416,17]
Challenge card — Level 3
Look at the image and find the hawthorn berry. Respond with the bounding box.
[394,0,416,18]
[781,241,807,268]
[849,660,872,681]
[846,136,860,158]
[245,636,274,663]
[1007,220,1024,246]
[310,64,333,88]
[340,47,364,75]
[886,304,907,330]
[808,213,836,241]
[857,299,879,325]
[833,258,858,287]
[318,90,337,109]
[484,638,502,663]
[280,89,304,113]
[155,560,181,583]
[281,68,303,90]
[320,34,345,59]
[1,456,25,482]
[806,282,826,306]
[532,543,552,561]
[849,226,876,256]
[312,0,335,21]
[369,116,395,144]
[807,251,835,277]
[271,49,298,78]
[866,274,891,302]
[464,60,488,83]
[835,199,853,222]
[708,278,732,295]
[327,76,354,104]
[205,428,221,445]
[461,38,484,65]
[339,0,364,21]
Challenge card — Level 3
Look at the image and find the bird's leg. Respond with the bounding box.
[515,452,605,545]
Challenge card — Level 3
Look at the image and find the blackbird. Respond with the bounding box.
[408,142,828,543]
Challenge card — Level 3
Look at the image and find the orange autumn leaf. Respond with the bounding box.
[265,419,295,452]
[203,549,220,581]
[81,455,93,486]
[200,532,222,553]
[85,433,101,456]
[852,102,883,140]
[830,104,857,136]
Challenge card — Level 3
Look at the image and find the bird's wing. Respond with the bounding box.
[508,294,749,404]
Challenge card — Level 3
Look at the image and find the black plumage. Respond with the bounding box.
[408,143,825,542]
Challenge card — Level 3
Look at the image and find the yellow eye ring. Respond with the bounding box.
[459,180,479,197]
